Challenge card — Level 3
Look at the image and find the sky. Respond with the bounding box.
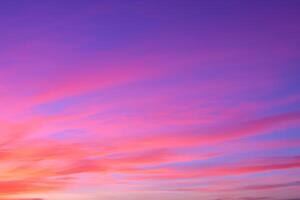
[0,0,300,200]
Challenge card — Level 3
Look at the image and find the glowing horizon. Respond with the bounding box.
[0,1,300,200]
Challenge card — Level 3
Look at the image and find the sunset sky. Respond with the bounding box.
[0,1,300,200]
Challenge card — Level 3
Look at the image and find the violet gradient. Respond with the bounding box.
[0,1,300,200]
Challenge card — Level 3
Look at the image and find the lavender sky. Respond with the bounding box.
[0,1,300,200]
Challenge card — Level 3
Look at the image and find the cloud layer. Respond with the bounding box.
[0,1,300,200]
